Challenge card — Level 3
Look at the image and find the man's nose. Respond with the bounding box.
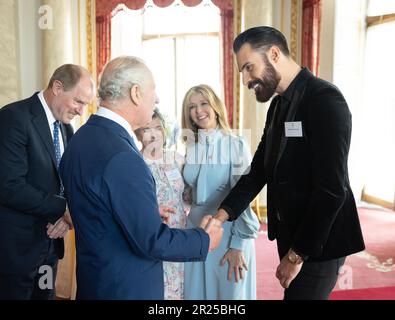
[76,105,84,116]
[155,94,160,104]
[242,70,252,87]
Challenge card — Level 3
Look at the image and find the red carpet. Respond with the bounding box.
[255,207,395,300]
[330,286,395,300]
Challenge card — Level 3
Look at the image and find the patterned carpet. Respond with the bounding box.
[255,207,395,300]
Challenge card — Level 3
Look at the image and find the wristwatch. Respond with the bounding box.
[287,249,305,264]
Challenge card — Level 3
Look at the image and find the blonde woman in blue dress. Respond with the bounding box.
[181,84,260,299]
[135,109,187,300]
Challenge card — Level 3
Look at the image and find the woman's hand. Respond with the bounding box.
[220,248,248,282]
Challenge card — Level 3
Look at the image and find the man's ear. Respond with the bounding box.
[52,80,63,96]
[130,84,141,105]
[269,45,281,64]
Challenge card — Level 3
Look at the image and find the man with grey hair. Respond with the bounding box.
[0,64,95,299]
[59,56,223,299]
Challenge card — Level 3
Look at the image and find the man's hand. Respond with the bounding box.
[159,206,176,224]
[199,209,229,252]
[202,208,229,233]
[63,209,73,229]
[46,208,73,239]
[213,208,229,223]
[220,248,248,282]
[46,218,70,239]
[275,251,303,289]
[200,215,223,252]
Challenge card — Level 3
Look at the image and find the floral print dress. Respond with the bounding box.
[145,150,187,300]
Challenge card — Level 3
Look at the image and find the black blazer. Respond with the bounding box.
[221,68,365,261]
[0,93,73,275]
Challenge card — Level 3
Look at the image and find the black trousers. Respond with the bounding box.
[284,257,346,300]
[0,239,58,300]
[276,223,346,300]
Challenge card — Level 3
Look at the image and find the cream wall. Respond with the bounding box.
[18,0,42,99]
[238,0,274,208]
[319,0,335,82]
[0,0,20,106]
[1,0,84,106]
[239,0,303,208]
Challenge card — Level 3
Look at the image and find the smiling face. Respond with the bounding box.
[236,43,281,102]
[137,117,165,149]
[188,93,218,130]
[50,75,94,124]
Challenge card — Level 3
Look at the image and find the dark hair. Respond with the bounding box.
[233,26,290,57]
[47,64,84,91]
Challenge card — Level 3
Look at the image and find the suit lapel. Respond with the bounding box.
[30,95,57,169]
[273,82,307,176]
[263,97,280,170]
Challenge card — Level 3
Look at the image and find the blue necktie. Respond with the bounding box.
[53,121,62,169]
[53,120,64,195]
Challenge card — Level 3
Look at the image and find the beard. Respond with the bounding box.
[248,57,280,103]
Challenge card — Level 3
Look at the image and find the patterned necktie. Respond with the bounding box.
[53,120,64,196]
[53,120,62,169]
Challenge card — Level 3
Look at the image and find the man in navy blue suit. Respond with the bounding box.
[60,56,223,299]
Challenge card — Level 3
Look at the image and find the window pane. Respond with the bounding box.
[367,0,395,16]
[176,35,222,111]
[111,9,143,58]
[143,3,220,35]
[142,38,176,122]
[362,21,395,203]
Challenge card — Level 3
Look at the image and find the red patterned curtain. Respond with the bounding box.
[96,14,112,79]
[219,4,233,126]
[95,0,234,126]
[302,0,322,76]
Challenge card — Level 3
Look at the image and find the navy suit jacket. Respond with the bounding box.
[60,115,209,299]
[0,93,71,276]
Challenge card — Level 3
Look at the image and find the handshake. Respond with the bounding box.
[199,209,229,252]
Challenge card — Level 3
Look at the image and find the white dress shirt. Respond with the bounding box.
[95,106,140,148]
[38,91,65,154]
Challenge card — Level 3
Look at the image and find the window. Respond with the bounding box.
[111,2,221,129]
[361,0,395,209]
[333,0,395,209]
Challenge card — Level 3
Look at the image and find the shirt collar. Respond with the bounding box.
[197,126,222,145]
[95,106,138,143]
[280,67,306,103]
[38,91,57,127]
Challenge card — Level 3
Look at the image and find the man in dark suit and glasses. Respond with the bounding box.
[206,26,365,300]
[0,64,95,299]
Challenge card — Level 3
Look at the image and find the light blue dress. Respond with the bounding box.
[183,128,260,300]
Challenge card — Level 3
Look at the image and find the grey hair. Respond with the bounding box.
[98,56,149,103]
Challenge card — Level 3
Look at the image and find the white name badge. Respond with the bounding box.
[165,168,182,181]
[284,121,303,137]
